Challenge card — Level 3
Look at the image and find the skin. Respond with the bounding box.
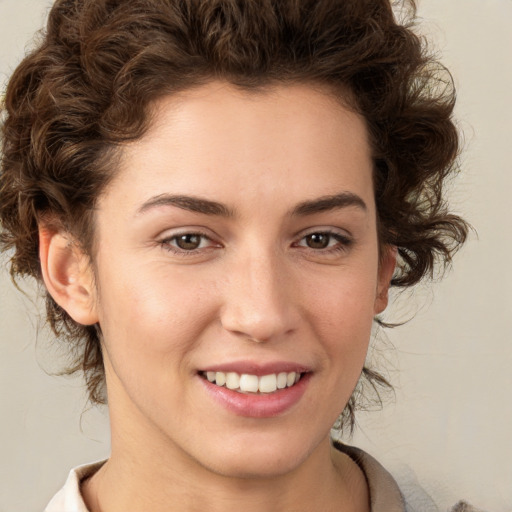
[40,81,396,511]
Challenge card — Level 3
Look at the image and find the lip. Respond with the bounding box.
[199,361,311,376]
[198,364,312,418]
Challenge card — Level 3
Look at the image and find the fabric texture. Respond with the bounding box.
[332,441,406,511]
[45,460,105,512]
[44,444,482,511]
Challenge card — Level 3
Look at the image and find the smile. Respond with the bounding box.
[201,371,302,394]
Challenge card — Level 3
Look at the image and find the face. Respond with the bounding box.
[85,82,394,478]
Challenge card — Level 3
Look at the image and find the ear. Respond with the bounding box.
[374,245,397,315]
[39,225,99,326]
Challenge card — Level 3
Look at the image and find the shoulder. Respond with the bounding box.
[332,442,486,512]
[44,460,106,512]
[332,441,407,511]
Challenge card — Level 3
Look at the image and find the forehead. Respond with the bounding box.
[105,81,373,216]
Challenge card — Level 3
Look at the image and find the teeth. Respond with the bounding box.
[204,371,302,393]
[239,374,259,393]
[277,372,287,389]
[225,372,240,390]
[215,371,226,386]
[259,374,277,393]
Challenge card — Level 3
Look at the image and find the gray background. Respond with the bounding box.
[1,0,511,510]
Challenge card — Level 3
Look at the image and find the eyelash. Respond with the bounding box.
[158,230,353,257]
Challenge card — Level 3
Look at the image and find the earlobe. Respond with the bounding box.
[39,226,99,326]
[374,245,397,315]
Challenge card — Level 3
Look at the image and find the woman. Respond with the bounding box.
[0,0,475,510]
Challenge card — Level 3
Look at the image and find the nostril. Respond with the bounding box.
[245,335,268,344]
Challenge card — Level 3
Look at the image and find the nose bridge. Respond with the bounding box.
[220,244,297,342]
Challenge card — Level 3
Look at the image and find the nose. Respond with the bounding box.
[220,249,300,343]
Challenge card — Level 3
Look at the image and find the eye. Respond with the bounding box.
[159,231,220,254]
[295,231,353,252]
[303,233,333,249]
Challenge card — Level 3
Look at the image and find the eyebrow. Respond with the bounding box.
[136,194,235,217]
[136,191,367,218]
[290,192,367,216]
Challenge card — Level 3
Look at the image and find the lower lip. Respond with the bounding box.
[199,373,311,418]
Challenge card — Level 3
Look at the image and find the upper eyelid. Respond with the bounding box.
[294,226,353,240]
[298,231,350,241]
[158,226,217,240]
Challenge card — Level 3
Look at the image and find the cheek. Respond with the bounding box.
[95,261,218,375]
[302,266,378,376]
[307,268,378,335]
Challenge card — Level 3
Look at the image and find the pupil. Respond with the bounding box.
[307,233,329,249]
[177,234,200,250]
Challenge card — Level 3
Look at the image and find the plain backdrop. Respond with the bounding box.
[1,1,511,511]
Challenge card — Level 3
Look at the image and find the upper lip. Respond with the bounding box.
[199,361,312,376]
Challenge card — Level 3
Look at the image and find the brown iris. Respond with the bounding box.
[305,233,331,249]
[175,234,202,250]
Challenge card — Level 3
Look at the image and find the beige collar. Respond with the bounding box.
[332,441,406,512]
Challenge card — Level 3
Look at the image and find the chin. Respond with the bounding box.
[192,429,325,480]
[204,452,306,480]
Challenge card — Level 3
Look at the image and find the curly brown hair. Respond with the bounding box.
[0,0,468,429]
